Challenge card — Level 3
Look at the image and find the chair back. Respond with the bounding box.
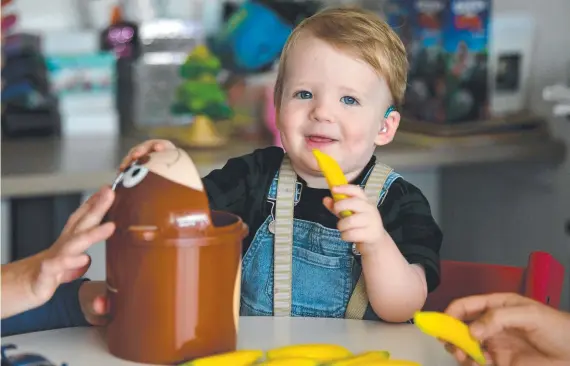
[423,251,565,312]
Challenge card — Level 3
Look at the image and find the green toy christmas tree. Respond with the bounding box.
[169,45,232,147]
[171,45,233,121]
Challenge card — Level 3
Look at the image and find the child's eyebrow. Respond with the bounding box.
[338,85,365,96]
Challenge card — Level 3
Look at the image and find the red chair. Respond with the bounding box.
[423,251,565,312]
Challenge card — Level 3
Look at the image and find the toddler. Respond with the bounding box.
[122,6,442,323]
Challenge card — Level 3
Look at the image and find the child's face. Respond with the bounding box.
[277,35,398,183]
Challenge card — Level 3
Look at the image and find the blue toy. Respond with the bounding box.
[1,344,67,366]
[207,0,321,73]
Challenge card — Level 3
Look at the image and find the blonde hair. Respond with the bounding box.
[274,6,408,110]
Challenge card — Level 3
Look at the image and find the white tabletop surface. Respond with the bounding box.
[1,316,458,366]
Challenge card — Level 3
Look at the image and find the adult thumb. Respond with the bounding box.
[469,304,539,341]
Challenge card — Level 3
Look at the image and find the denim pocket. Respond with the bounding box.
[286,246,352,318]
[241,231,274,315]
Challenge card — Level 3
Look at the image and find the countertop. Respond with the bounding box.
[1,317,458,365]
[1,134,566,198]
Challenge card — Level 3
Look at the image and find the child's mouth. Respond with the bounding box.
[306,135,337,143]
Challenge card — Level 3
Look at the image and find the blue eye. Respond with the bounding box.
[294,91,313,99]
[341,96,359,105]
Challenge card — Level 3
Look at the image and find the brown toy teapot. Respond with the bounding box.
[105,148,248,365]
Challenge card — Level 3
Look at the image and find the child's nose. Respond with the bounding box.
[310,101,334,123]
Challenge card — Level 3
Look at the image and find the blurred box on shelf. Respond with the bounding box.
[386,0,492,126]
[45,52,118,136]
[1,33,62,138]
[133,19,205,128]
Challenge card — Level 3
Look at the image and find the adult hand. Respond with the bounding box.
[444,292,570,366]
[1,186,115,319]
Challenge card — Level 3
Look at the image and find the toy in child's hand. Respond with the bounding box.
[312,149,352,218]
[413,311,487,365]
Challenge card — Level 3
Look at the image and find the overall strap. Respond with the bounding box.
[273,154,296,316]
[345,162,394,319]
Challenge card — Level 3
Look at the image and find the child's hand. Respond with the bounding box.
[119,139,176,171]
[323,184,388,255]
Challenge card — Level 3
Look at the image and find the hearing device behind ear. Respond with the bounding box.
[381,105,395,133]
[384,105,396,119]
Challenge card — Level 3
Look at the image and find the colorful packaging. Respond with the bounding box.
[387,0,492,124]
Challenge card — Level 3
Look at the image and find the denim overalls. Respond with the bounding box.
[240,155,401,319]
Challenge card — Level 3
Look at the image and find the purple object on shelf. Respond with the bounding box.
[1,13,17,33]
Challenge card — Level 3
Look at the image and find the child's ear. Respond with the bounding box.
[374,110,400,146]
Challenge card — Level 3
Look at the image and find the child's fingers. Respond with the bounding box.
[336,213,369,232]
[92,295,109,315]
[340,227,369,243]
[119,145,147,170]
[333,197,373,216]
[119,146,145,170]
[322,197,335,215]
[119,140,175,170]
[80,282,111,326]
[332,184,367,199]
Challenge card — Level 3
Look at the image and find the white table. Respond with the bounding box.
[1,317,458,366]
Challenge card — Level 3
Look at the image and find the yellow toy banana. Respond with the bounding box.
[178,349,263,366]
[256,357,322,366]
[312,149,352,217]
[413,311,486,365]
[266,343,352,362]
[326,350,390,365]
[351,360,421,366]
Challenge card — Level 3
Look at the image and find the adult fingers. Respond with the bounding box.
[35,254,90,289]
[58,222,115,256]
[469,304,540,342]
[60,254,92,283]
[69,187,115,237]
[445,293,533,323]
[60,188,104,237]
